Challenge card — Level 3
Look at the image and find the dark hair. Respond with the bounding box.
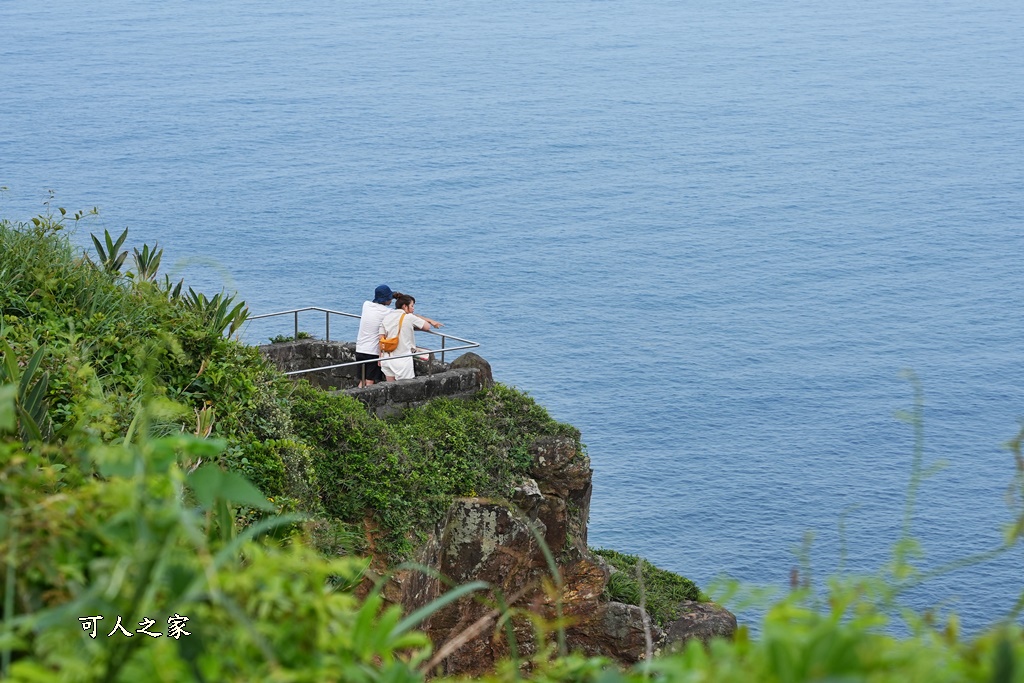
[392,292,415,309]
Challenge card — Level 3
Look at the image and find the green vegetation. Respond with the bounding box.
[0,401,470,682]
[3,208,1024,681]
[592,548,702,628]
[0,209,582,559]
[290,379,580,559]
[0,212,265,446]
[268,331,314,343]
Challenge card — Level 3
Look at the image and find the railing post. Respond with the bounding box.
[441,336,446,365]
[294,311,299,341]
[325,311,330,342]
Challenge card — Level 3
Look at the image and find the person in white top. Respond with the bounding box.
[354,284,397,387]
[378,292,443,381]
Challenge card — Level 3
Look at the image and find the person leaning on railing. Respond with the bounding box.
[379,292,443,382]
[355,284,397,387]
[355,285,444,387]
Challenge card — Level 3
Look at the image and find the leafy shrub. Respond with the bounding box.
[0,214,279,444]
[224,437,320,516]
[592,548,701,628]
[189,352,293,442]
[275,437,320,510]
[1,403,441,682]
[389,383,581,484]
[289,381,580,560]
[226,439,288,498]
[289,382,414,555]
[268,331,314,343]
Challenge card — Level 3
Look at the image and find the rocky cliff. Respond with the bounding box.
[265,343,734,674]
[380,434,735,676]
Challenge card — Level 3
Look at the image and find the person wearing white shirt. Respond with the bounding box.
[379,293,443,381]
[354,284,396,387]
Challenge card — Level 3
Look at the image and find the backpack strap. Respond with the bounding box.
[379,313,408,355]
[380,313,407,337]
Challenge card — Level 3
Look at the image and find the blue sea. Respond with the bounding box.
[3,0,1023,634]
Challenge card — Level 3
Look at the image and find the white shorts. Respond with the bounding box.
[380,356,415,380]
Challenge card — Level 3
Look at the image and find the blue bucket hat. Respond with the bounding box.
[373,284,393,304]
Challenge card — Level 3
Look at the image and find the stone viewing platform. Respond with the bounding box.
[259,339,494,416]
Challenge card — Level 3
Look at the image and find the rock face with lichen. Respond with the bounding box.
[663,600,739,649]
[382,434,734,677]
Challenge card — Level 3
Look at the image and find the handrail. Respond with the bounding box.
[248,306,480,381]
[249,306,360,344]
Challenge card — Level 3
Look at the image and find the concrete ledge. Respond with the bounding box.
[259,339,488,414]
[343,368,482,417]
[259,339,447,391]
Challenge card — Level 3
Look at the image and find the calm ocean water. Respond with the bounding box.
[3,0,1023,633]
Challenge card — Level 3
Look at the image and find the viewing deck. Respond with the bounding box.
[250,306,489,416]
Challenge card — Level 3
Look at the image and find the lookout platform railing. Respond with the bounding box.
[248,306,480,382]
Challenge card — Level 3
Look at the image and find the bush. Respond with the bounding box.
[226,439,288,498]
[389,383,581,488]
[1,408,435,682]
[268,331,314,343]
[289,381,580,560]
[592,548,701,628]
[0,214,291,447]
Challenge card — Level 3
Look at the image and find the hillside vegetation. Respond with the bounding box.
[0,210,581,559]
[2,209,1024,681]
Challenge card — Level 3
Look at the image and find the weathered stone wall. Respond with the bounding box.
[346,368,482,417]
[258,339,448,391]
[259,340,359,390]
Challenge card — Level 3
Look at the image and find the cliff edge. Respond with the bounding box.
[383,435,735,676]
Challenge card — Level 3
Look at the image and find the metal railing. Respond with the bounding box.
[248,306,480,382]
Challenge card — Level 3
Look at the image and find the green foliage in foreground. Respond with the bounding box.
[592,548,702,628]
[0,402,460,682]
[4,379,1024,682]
